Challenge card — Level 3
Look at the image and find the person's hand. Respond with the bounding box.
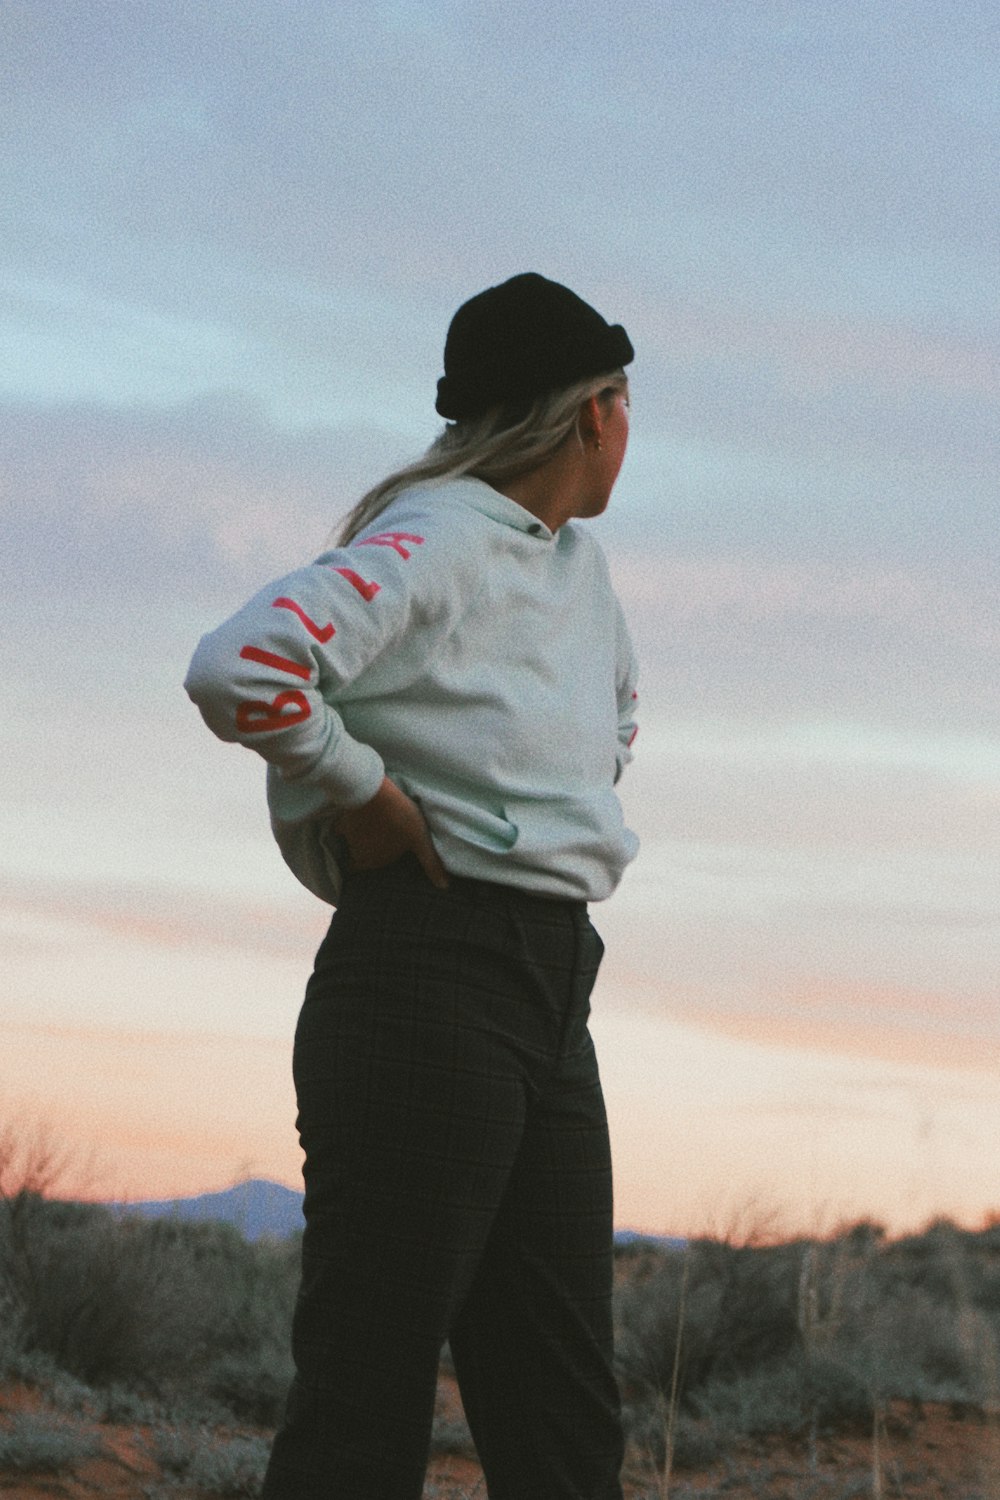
[334,777,449,889]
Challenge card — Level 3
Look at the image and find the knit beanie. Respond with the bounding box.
[435,272,634,421]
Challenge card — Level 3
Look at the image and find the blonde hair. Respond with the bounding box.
[335,369,628,545]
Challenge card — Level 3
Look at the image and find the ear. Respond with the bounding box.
[577,394,603,448]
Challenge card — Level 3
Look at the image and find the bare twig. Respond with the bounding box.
[661,1249,690,1500]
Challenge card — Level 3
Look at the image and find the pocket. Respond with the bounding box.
[449,802,519,853]
[587,918,606,975]
[318,822,352,893]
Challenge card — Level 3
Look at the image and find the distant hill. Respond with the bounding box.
[117,1178,305,1241]
[613,1228,687,1252]
[116,1178,686,1248]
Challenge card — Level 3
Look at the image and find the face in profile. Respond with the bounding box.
[581,386,630,518]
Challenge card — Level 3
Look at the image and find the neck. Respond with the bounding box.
[495,444,585,532]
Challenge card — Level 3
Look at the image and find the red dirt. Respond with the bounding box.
[621,1402,1000,1499]
[3,1376,1000,1498]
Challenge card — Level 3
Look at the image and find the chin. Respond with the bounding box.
[572,488,614,523]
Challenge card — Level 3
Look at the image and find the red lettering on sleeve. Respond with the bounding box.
[272,597,335,643]
[236,691,311,734]
[355,531,425,560]
[331,567,381,602]
[240,645,312,681]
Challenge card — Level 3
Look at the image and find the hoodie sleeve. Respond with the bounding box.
[613,596,639,784]
[184,525,437,812]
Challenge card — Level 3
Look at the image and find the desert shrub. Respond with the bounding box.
[614,1224,941,1482]
[622,1395,721,1473]
[616,1238,813,1476]
[858,1285,971,1399]
[151,1425,269,1495]
[8,1162,1000,1484]
[851,1223,1000,1405]
[0,1192,299,1418]
[0,1283,26,1372]
[0,1194,218,1385]
[137,1217,299,1353]
[615,1237,804,1404]
[0,1410,103,1473]
[93,1383,169,1425]
[801,1352,874,1430]
[884,1218,982,1305]
[691,1238,805,1383]
[148,1218,298,1423]
[962,1253,1000,1314]
[692,1350,870,1443]
[613,1218,1000,1477]
[622,1348,871,1480]
[204,1350,293,1427]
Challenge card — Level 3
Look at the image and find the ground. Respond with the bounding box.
[2,1375,1000,1498]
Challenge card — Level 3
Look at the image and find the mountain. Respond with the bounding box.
[613,1228,687,1251]
[117,1178,305,1241]
[116,1178,686,1249]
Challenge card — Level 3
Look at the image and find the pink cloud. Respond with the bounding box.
[671,975,998,1075]
[0,875,326,960]
[1,1018,300,1203]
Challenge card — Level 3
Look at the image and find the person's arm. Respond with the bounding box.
[613,598,639,784]
[332,775,448,887]
[185,526,448,884]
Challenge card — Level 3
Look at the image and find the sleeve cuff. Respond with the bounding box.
[313,732,386,809]
[278,726,386,812]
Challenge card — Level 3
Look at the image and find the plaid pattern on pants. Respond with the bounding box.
[262,855,625,1500]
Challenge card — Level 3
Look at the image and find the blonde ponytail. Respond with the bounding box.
[334,369,628,545]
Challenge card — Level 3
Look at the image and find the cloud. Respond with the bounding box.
[0,874,326,961]
[6,1,997,316]
[5,0,996,601]
[4,1014,287,1056]
[676,975,1000,1076]
[606,548,997,740]
[599,950,999,1076]
[637,295,1000,403]
[0,392,412,602]
[0,1017,298,1201]
[2,0,998,1227]
[613,554,994,632]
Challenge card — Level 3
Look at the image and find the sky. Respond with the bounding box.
[2,0,998,1237]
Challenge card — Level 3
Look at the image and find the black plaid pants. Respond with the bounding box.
[262,855,624,1500]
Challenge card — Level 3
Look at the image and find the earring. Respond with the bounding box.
[595,439,603,452]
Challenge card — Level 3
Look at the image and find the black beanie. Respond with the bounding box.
[435,272,634,421]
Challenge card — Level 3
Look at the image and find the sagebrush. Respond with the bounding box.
[3,1189,1000,1484]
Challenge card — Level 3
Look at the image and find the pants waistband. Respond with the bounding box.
[341,852,589,917]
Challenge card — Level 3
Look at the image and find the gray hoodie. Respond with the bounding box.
[185,478,638,903]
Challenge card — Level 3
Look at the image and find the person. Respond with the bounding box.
[184,271,639,1500]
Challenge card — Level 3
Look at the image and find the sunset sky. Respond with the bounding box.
[3,0,997,1237]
